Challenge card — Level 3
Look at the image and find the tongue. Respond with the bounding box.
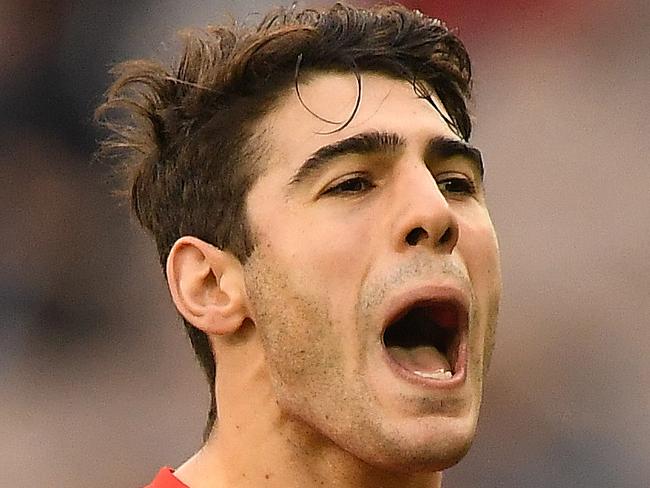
[387,345,451,373]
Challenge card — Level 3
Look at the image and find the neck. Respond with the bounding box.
[176,421,443,488]
[175,335,443,488]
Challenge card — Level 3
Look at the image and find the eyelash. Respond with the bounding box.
[321,173,477,198]
[436,175,477,196]
[322,174,376,196]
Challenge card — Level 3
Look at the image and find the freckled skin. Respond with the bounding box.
[241,72,502,475]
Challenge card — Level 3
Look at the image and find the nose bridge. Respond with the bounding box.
[404,160,443,203]
[391,160,459,253]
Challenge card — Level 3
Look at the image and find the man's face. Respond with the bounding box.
[243,73,501,471]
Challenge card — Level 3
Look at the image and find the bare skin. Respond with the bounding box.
[167,72,502,488]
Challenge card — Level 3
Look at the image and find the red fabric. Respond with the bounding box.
[144,467,189,488]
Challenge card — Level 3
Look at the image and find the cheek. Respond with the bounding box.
[459,216,502,313]
[245,251,346,387]
[458,215,502,369]
[259,209,377,308]
[249,211,377,380]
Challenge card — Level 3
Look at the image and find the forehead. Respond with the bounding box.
[257,72,460,176]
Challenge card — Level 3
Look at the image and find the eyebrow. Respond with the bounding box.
[287,130,484,186]
[288,131,405,186]
[425,136,484,179]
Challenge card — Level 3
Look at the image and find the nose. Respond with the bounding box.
[392,163,459,254]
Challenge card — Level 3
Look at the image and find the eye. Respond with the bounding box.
[322,175,375,196]
[436,175,477,196]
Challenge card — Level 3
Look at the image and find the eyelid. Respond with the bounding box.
[435,171,479,195]
[321,172,375,196]
[435,170,475,182]
[431,155,483,181]
[434,169,474,177]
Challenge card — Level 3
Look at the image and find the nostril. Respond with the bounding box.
[439,227,454,245]
[406,227,428,246]
[405,226,455,247]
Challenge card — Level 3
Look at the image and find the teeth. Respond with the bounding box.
[413,369,453,380]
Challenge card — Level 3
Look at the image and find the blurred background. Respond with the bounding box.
[1,0,648,486]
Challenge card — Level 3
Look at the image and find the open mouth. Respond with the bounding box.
[382,299,466,381]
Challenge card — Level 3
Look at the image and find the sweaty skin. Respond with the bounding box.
[174,73,501,488]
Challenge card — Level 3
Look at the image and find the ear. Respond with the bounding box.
[166,236,250,336]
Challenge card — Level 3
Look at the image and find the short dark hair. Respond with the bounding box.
[96,2,473,439]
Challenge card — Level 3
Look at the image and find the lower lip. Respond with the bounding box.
[382,334,468,390]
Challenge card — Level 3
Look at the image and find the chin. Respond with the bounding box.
[342,414,478,474]
[381,434,473,473]
[357,445,472,475]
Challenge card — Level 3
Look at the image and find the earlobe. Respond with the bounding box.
[166,236,250,336]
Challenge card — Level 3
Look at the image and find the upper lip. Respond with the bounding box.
[380,284,470,337]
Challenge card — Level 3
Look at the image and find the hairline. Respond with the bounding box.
[244,69,464,216]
